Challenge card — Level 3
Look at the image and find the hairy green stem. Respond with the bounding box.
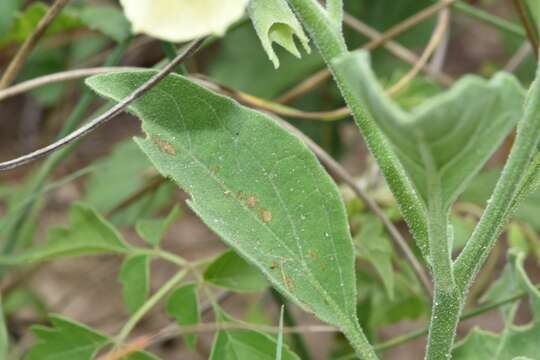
[330,283,540,359]
[454,62,540,294]
[419,140,461,359]
[326,0,343,27]
[116,269,188,344]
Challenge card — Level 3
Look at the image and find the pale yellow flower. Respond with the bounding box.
[120,0,250,42]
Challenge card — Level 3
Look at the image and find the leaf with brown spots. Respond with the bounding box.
[87,71,362,343]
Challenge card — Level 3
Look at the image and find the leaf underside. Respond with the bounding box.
[86,71,359,332]
[334,50,525,210]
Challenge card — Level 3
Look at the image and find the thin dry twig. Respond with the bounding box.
[0,0,72,89]
[364,0,456,51]
[277,8,455,104]
[0,38,204,172]
[0,67,139,101]
[504,42,532,72]
[386,7,450,96]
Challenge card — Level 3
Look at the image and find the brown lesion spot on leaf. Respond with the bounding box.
[260,209,272,223]
[308,249,318,260]
[237,191,244,201]
[279,258,294,291]
[284,276,295,291]
[224,190,231,197]
[247,195,257,208]
[152,136,176,156]
[270,261,278,270]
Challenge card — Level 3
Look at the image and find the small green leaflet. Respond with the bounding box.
[119,254,150,314]
[87,71,362,340]
[453,251,540,359]
[26,316,107,360]
[210,312,299,360]
[0,2,81,47]
[0,0,19,34]
[248,0,310,68]
[26,315,157,360]
[84,139,174,227]
[204,250,269,293]
[166,283,199,350]
[74,5,131,43]
[354,215,395,300]
[0,3,130,48]
[0,203,129,265]
[136,205,182,247]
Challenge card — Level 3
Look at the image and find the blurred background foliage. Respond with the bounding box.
[0,0,539,359]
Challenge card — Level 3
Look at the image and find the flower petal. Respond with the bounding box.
[120,0,249,42]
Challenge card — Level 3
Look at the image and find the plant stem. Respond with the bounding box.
[425,289,462,360]
[454,62,540,294]
[270,289,312,360]
[419,137,461,359]
[116,269,188,344]
[341,284,540,357]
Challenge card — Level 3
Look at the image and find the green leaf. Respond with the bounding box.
[508,223,530,255]
[332,50,524,258]
[210,313,299,360]
[204,250,269,293]
[0,0,19,34]
[119,254,150,314]
[135,205,182,247]
[450,215,475,251]
[336,50,524,209]
[453,252,540,359]
[26,315,158,360]
[0,203,129,264]
[75,5,131,43]
[26,315,108,360]
[0,3,81,48]
[3,288,47,318]
[84,140,174,226]
[87,71,362,340]
[480,263,520,322]
[248,0,310,68]
[462,167,540,230]
[354,215,395,300]
[166,283,199,350]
